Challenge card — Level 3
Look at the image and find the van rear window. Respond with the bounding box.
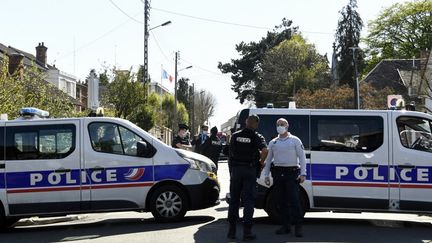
[6,124,75,160]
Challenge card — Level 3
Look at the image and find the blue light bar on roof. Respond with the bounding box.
[19,107,50,118]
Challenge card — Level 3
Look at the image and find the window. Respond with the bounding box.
[311,116,383,152]
[89,122,144,156]
[256,114,310,149]
[397,116,432,153]
[6,124,75,160]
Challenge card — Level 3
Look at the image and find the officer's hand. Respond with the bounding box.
[297,175,306,183]
[264,177,270,186]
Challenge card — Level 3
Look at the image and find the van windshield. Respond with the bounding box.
[397,116,432,153]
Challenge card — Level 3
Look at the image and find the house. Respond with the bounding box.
[363,50,432,112]
[148,81,170,96]
[0,42,87,110]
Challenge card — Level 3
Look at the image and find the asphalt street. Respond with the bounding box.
[2,161,432,243]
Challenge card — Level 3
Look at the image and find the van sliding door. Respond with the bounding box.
[310,111,389,210]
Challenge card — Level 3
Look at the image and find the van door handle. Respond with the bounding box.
[54,168,71,173]
[361,163,378,168]
[397,164,415,169]
[92,167,105,171]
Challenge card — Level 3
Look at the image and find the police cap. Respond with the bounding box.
[178,124,189,130]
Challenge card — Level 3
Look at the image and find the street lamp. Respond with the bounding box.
[149,21,172,31]
[143,20,172,83]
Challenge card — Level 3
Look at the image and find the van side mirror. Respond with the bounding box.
[137,141,156,158]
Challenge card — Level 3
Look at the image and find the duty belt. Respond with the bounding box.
[272,166,299,172]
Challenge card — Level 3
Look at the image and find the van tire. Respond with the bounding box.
[149,185,188,222]
[265,188,307,224]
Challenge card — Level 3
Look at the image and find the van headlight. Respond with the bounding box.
[183,157,212,172]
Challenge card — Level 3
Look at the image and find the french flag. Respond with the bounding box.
[161,69,174,82]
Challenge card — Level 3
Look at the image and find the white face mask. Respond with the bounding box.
[276,126,287,135]
[202,131,208,136]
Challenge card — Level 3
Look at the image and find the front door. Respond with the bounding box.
[83,121,154,210]
[5,120,81,215]
[392,114,432,211]
[310,111,390,210]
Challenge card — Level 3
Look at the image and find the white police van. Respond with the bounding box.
[234,107,432,222]
[0,108,219,229]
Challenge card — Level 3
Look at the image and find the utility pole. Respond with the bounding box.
[143,0,150,83]
[173,51,179,131]
[350,47,360,109]
[191,83,195,135]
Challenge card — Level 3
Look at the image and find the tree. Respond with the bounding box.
[192,90,216,133]
[334,0,364,87]
[296,83,394,109]
[364,0,432,74]
[260,35,331,107]
[218,18,298,104]
[177,77,191,111]
[160,94,189,129]
[102,69,147,119]
[0,61,75,118]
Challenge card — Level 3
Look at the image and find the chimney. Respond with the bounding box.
[35,42,48,67]
[8,53,25,76]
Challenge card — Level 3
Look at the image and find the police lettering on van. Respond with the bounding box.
[232,107,432,222]
[0,108,219,229]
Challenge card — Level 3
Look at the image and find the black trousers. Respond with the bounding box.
[228,166,256,226]
[272,167,303,226]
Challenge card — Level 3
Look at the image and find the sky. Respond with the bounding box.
[1,0,405,128]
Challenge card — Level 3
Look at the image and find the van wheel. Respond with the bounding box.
[265,189,307,224]
[150,185,188,222]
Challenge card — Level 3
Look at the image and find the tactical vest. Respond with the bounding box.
[230,129,259,165]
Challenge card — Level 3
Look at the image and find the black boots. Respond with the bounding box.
[227,223,236,239]
[294,224,303,238]
[243,224,256,241]
[275,225,291,235]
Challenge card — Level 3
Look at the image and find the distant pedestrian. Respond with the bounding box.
[192,123,209,153]
[263,118,306,237]
[201,126,222,173]
[227,115,268,241]
[172,124,192,150]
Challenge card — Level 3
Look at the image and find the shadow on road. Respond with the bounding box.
[1,215,214,243]
[194,216,432,243]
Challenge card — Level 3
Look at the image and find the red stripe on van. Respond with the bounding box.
[313,182,432,189]
[7,182,154,194]
[313,182,389,187]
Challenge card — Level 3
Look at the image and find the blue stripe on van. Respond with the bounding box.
[310,163,432,184]
[1,164,189,189]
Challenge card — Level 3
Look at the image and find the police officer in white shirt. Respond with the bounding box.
[263,118,306,237]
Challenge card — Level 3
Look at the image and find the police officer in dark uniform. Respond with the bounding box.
[172,124,192,150]
[227,115,268,241]
[201,126,222,173]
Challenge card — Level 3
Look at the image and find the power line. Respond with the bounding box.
[180,57,227,76]
[56,15,139,61]
[151,7,333,35]
[151,7,271,30]
[151,33,173,64]
[109,0,144,24]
